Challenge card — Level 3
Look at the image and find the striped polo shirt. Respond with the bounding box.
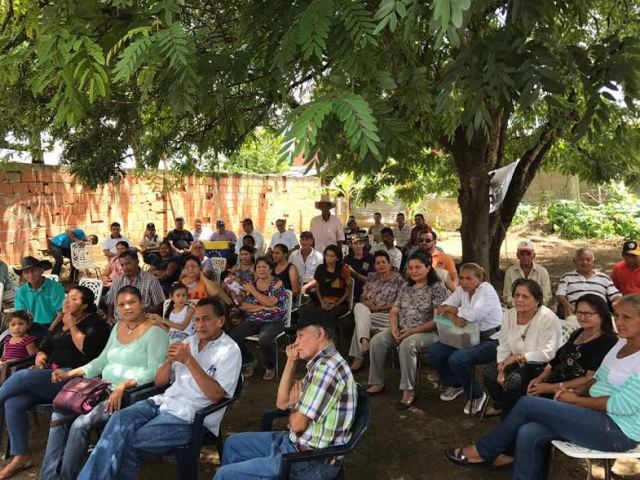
[556,270,621,306]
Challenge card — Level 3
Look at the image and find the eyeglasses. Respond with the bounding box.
[575,311,598,318]
[418,239,433,243]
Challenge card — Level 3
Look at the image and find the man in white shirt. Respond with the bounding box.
[309,196,345,254]
[371,227,402,271]
[392,213,411,252]
[503,240,552,307]
[556,247,621,317]
[192,218,214,242]
[102,222,130,258]
[267,219,299,255]
[289,231,323,291]
[78,297,242,480]
[236,218,265,255]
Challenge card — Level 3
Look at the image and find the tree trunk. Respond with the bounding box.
[29,128,44,164]
[451,128,492,276]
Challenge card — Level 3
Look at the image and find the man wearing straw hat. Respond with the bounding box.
[309,195,345,254]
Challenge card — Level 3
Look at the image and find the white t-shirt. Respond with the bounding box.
[310,214,345,253]
[151,333,242,434]
[371,243,402,270]
[269,230,300,251]
[102,235,131,253]
[193,227,214,242]
[290,248,324,283]
[236,230,265,255]
[167,306,193,342]
[443,282,503,336]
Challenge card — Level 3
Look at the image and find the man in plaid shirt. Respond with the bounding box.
[215,311,357,479]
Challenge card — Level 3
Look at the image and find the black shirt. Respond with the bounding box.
[548,329,618,383]
[275,263,293,291]
[314,264,350,299]
[166,229,194,250]
[343,253,374,300]
[39,313,110,369]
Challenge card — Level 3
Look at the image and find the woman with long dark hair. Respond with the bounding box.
[367,251,448,409]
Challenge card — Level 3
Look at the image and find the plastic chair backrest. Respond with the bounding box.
[8,270,20,287]
[210,257,227,272]
[70,242,98,270]
[346,281,355,311]
[78,278,103,306]
[559,318,580,345]
[284,290,293,328]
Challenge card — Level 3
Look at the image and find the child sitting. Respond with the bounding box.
[147,283,195,342]
[2,311,37,362]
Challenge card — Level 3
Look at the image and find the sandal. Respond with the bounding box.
[262,369,275,381]
[444,448,487,467]
[0,459,34,479]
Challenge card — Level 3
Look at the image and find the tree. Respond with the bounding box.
[280,0,640,278]
[2,0,640,277]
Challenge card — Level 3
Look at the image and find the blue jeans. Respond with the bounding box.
[0,368,68,455]
[475,396,637,480]
[78,400,192,480]
[428,340,497,399]
[40,399,112,480]
[214,431,341,480]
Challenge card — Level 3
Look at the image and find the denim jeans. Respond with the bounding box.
[475,396,637,480]
[214,431,341,480]
[40,399,112,480]
[0,368,68,455]
[78,400,192,480]
[428,339,498,400]
[48,240,72,277]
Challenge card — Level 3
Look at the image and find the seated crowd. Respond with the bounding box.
[0,203,638,480]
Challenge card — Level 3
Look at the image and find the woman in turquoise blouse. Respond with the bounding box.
[39,285,169,480]
[446,294,640,480]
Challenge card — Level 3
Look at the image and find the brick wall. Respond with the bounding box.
[0,164,322,266]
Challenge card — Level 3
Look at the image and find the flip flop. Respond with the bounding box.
[0,460,34,480]
[444,448,487,467]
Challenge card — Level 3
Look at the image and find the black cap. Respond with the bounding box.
[287,309,334,335]
[146,222,155,229]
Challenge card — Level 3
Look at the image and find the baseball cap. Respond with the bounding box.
[623,240,640,256]
[517,240,535,253]
[146,222,155,229]
[216,220,225,227]
[242,218,253,225]
[175,216,185,222]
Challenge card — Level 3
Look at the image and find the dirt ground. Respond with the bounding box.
[8,229,640,480]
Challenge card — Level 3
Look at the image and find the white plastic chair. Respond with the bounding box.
[335,281,355,350]
[210,257,227,272]
[43,274,59,282]
[70,242,102,283]
[559,318,580,345]
[78,278,103,306]
[8,270,20,288]
[245,289,293,379]
[549,440,640,480]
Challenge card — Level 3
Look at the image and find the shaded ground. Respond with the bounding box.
[8,231,640,479]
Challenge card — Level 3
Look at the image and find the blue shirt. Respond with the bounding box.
[15,278,65,325]
[50,229,86,249]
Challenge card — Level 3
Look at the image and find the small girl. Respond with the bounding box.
[148,283,195,342]
[2,311,37,362]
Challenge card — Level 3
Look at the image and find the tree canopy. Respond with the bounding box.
[2,0,640,276]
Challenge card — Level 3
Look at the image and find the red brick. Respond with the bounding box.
[21,171,37,182]
[12,183,29,194]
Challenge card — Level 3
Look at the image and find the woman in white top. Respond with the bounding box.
[430,263,503,415]
[482,278,561,417]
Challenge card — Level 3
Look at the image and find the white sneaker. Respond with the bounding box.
[440,386,464,401]
[464,392,488,415]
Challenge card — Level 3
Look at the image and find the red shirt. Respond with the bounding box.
[611,260,640,294]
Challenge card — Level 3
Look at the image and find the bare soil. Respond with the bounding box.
[9,230,640,479]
